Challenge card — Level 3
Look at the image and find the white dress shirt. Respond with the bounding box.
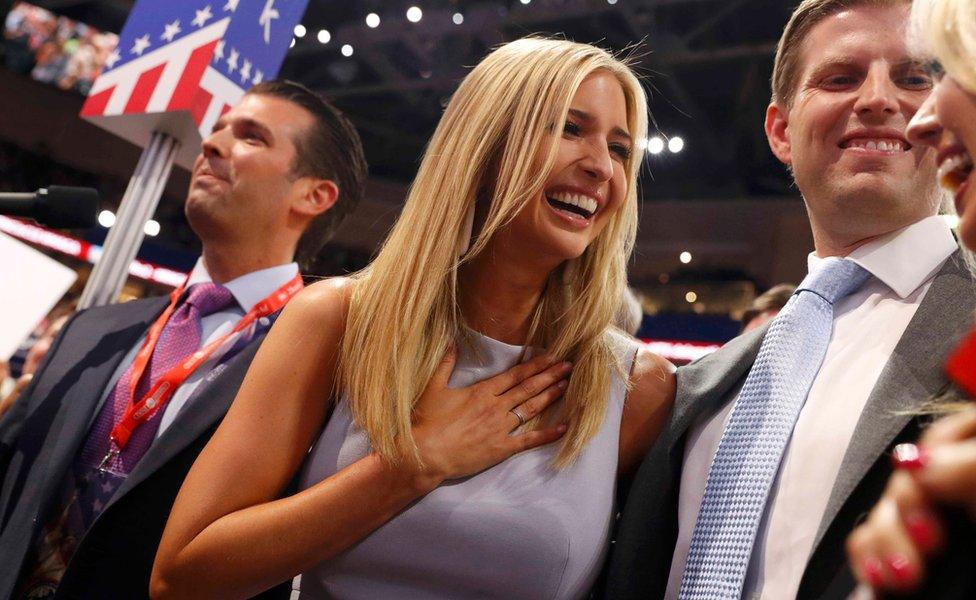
[664,216,958,600]
[94,258,299,440]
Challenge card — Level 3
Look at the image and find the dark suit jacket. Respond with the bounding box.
[604,252,976,599]
[0,297,288,600]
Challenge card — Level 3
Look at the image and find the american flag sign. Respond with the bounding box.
[81,0,310,168]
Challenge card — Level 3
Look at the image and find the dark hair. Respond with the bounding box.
[248,80,368,275]
[741,283,796,326]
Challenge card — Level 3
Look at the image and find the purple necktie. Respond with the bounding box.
[78,282,235,474]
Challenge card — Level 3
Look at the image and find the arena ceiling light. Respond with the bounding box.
[144,220,161,237]
[452,12,464,25]
[341,44,354,57]
[680,251,693,264]
[317,29,331,44]
[98,210,116,228]
[365,13,380,28]
[647,136,665,155]
[406,6,422,22]
[293,24,306,38]
[668,136,685,153]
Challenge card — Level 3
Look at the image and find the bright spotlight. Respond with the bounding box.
[452,12,464,24]
[406,6,422,22]
[317,29,331,44]
[341,44,354,57]
[366,13,380,28]
[144,219,160,237]
[685,291,698,303]
[520,0,531,4]
[647,136,665,155]
[293,24,306,38]
[679,251,692,264]
[668,136,685,153]
[608,0,618,3]
[98,210,116,228]
[289,38,295,48]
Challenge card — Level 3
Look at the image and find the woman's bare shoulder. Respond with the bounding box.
[628,346,677,406]
[283,277,357,322]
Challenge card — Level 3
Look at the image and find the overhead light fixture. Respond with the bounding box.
[406,6,422,22]
[647,136,665,155]
[144,220,160,237]
[452,12,464,25]
[293,24,306,38]
[685,291,698,303]
[680,251,692,264]
[317,29,331,44]
[98,210,116,228]
[341,44,354,57]
[669,136,685,153]
[365,13,380,28]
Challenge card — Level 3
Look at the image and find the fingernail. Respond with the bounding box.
[905,513,938,552]
[557,379,568,389]
[892,443,928,471]
[557,423,568,433]
[561,361,573,371]
[864,557,885,588]
[886,554,915,585]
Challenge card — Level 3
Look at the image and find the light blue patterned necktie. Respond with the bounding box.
[678,257,871,600]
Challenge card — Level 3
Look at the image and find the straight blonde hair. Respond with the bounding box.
[340,37,648,468]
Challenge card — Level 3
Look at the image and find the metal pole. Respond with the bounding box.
[78,131,180,309]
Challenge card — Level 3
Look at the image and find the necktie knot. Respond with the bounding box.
[796,258,871,305]
[184,282,235,317]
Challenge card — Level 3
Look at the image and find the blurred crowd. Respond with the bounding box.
[3,1,116,95]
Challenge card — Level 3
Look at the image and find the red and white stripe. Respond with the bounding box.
[196,65,245,137]
[82,18,231,119]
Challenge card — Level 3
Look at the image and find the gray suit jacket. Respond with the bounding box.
[0,297,288,600]
[604,251,976,599]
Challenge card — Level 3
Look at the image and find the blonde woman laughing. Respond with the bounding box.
[151,38,675,600]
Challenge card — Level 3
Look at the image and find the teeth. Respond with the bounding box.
[937,151,974,192]
[550,192,597,217]
[845,138,906,152]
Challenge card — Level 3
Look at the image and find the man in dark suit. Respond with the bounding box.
[604,1,976,598]
[0,80,367,600]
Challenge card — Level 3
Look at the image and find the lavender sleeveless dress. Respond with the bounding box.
[293,331,638,600]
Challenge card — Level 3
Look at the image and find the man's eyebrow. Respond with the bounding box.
[567,108,633,144]
[892,58,929,70]
[211,117,275,141]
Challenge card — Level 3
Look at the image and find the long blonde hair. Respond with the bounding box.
[340,37,648,467]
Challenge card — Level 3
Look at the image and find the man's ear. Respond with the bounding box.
[294,178,339,218]
[765,102,792,166]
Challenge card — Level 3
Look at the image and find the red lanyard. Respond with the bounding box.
[946,325,976,399]
[108,273,304,453]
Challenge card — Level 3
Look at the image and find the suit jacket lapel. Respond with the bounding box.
[668,322,769,454]
[27,299,169,506]
[107,333,266,505]
[814,252,976,545]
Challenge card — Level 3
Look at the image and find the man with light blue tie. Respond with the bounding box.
[0,81,367,600]
[604,1,976,598]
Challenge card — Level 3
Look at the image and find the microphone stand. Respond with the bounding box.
[77,131,180,309]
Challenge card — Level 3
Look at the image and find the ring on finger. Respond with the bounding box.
[509,407,526,429]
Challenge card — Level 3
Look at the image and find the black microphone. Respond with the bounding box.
[0,186,100,229]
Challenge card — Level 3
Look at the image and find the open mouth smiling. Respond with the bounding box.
[937,145,974,201]
[545,190,600,222]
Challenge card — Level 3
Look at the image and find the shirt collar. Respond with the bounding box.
[806,215,957,299]
[185,259,300,312]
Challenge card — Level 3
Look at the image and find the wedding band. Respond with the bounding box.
[509,407,526,428]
